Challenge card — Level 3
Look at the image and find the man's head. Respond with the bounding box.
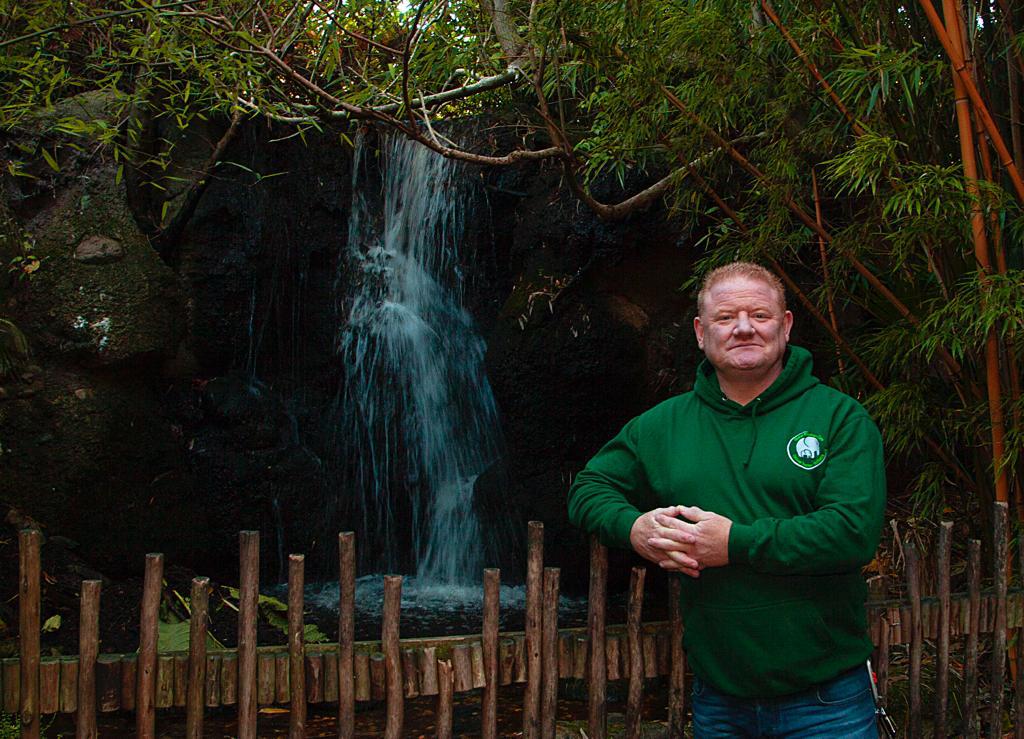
[694,262,793,387]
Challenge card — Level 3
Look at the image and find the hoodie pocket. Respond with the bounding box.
[685,598,842,697]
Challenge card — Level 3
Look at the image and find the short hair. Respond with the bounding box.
[697,261,786,316]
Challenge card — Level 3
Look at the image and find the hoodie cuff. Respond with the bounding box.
[609,509,644,550]
[728,522,756,565]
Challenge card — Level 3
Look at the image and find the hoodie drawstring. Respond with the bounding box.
[744,399,760,467]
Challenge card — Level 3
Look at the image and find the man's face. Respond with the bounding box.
[693,275,793,381]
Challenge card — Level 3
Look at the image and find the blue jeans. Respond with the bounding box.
[692,665,877,738]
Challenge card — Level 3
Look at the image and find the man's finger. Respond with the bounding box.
[657,559,700,578]
[654,514,698,536]
[656,548,700,570]
[647,536,695,552]
[675,505,713,521]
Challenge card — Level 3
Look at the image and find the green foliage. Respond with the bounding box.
[223,587,328,644]
[0,319,29,379]
[2,0,1022,520]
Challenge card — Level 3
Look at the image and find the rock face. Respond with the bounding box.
[0,99,699,586]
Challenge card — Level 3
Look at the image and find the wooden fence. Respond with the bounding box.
[4,503,1024,737]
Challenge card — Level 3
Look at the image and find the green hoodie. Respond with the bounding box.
[567,346,885,698]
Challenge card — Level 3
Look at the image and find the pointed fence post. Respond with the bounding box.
[288,554,306,738]
[19,529,41,739]
[186,577,209,739]
[524,521,544,739]
[136,553,163,739]
[625,566,645,739]
[237,531,259,739]
[338,531,356,739]
[667,576,685,735]
[382,575,403,739]
[935,521,952,738]
[541,567,560,739]
[482,568,500,739]
[989,502,1009,739]
[587,536,607,739]
[965,539,982,739]
[905,543,922,738]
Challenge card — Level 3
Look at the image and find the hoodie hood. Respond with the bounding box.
[693,345,819,415]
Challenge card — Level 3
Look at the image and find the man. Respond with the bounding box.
[568,262,885,737]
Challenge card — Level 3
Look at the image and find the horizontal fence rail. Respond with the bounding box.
[6,501,1024,737]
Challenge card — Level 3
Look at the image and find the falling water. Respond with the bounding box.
[335,134,502,584]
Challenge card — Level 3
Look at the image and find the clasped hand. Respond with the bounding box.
[628,505,732,578]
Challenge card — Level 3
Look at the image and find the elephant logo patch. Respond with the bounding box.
[786,432,828,470]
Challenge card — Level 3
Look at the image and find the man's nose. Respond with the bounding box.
[734,312,754,334]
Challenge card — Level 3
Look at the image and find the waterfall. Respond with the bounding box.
[336,134,502,584]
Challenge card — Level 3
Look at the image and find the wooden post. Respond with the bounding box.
[136,552,163,739]
[587,537,607,739]
[173,655,188,708]
[524,521,544,739]
[419,647,438,696]
[382,575,403,739]
[77,579,101,739]
[96,656,121,712]
[451,645,471,693]
[19,529,41,739]
[401,649,418,698]
[155,655,174,708]
[338,531,355,739]
[221,654,238,706]
[204,655,221,707]
[1018,526,1024,737]
[935,521,952,738]
[287,554,306,738]
[965,539,982,739]
[305,653,323,704]
[906,543,922,738]
[38,658,58,715]
[237,531,259,739]
[59,658,77,714]
[667,576,685,735]
[186,576,209,739]
[990,502,1009,739]
[541,567,560,739]
[437,659,454,739]
[482,568,500,739]
[625,567,645,739]
[257,653,275,705]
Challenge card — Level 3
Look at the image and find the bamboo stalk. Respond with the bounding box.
[19,529,41,739]
[186,576,209,739]
[541,567,560,739]
[625,567,645,739]
[935,522,952,738]
[811,168,845,374]
[288,554,306,738]
[77,579,100,739]
[137,552,163,739]
[524,521,544,739]
[338,531,355,739]
[436,659,453,739]
[237,530,259,739]
[965,539,982,739]
[990,503,1009,738]
[668,577,685,734]
[483,568,500,739]
[906,543,922,737]
[383,575,404,739]
[587,536,607,739]
[878,609,890,706]
[918,0,1024,202]
[760,1,865,135]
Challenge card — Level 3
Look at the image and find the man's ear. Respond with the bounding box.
[694,315,704,350]
[783,310,793,342]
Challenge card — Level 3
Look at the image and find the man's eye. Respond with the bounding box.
[754,313,769,320]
